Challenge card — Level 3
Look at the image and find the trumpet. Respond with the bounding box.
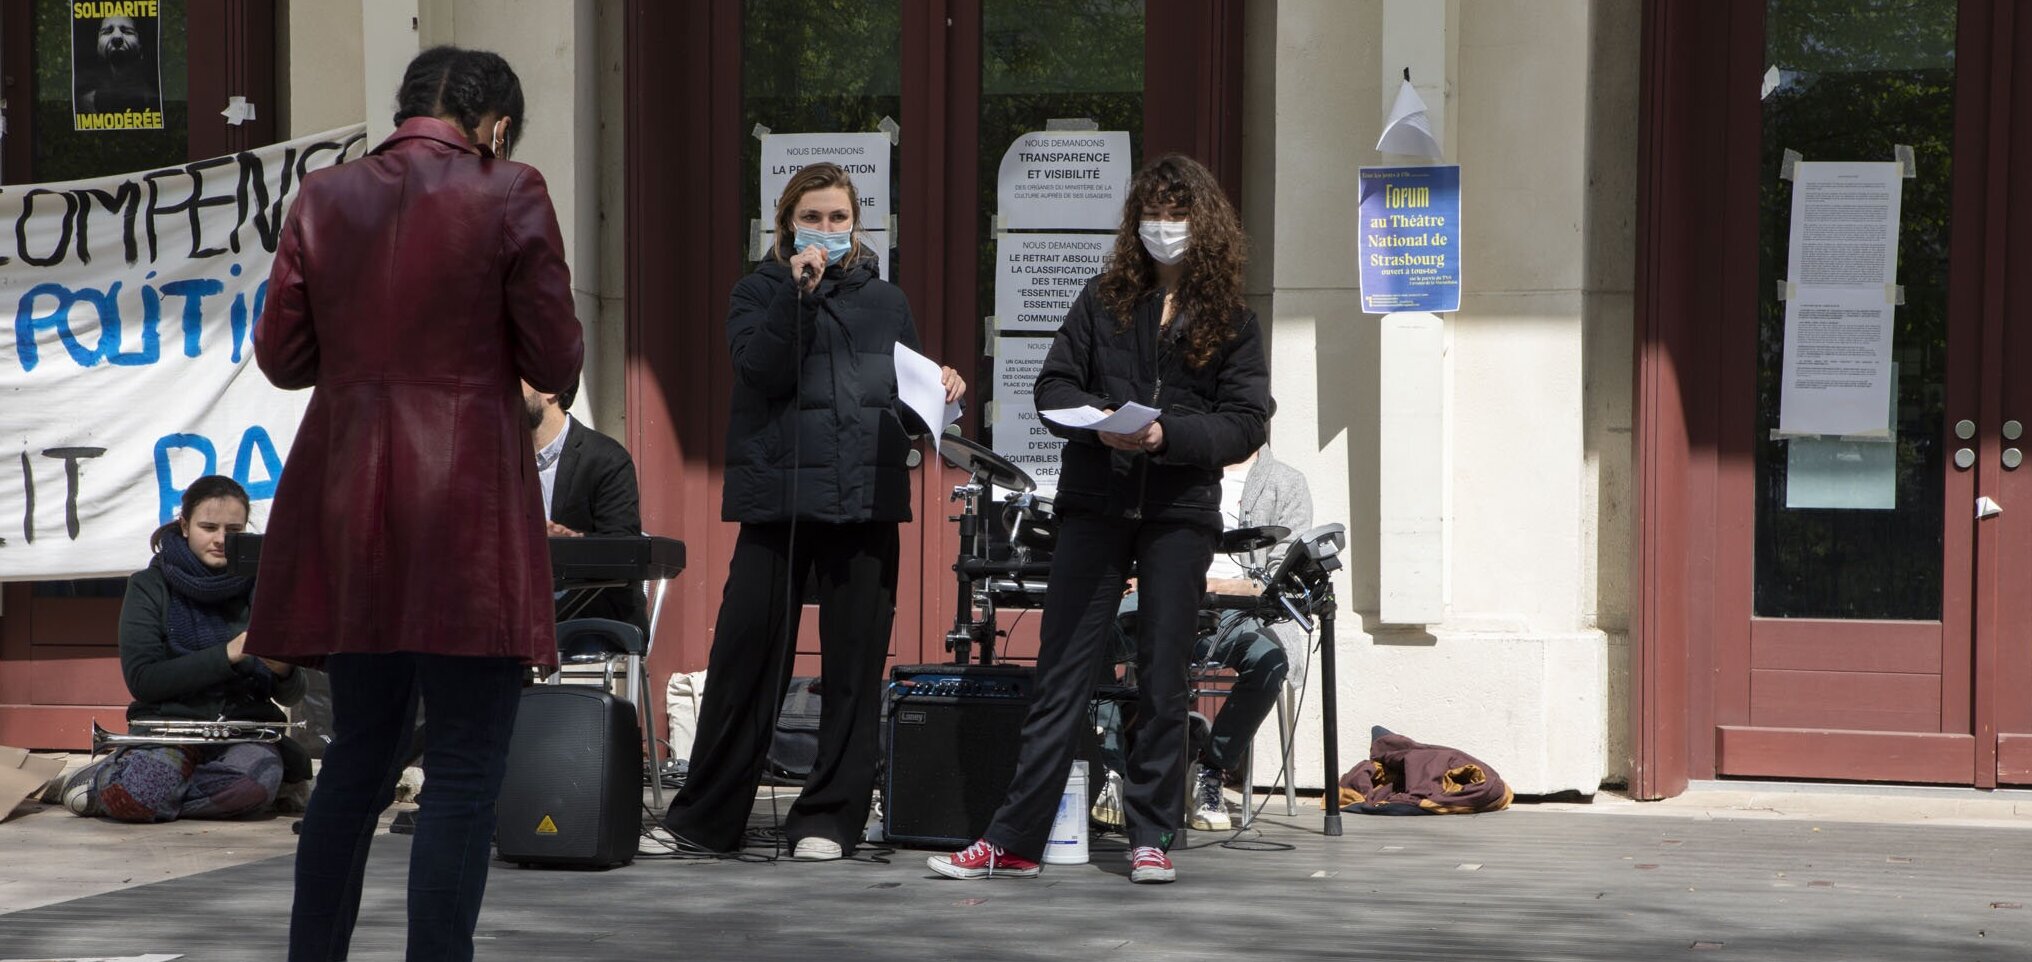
[91,718,305,754]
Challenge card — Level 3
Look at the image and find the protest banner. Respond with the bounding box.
[0,125,368,579]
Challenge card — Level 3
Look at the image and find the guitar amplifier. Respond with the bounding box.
[495,685,641,869]
[882,664,1034,849]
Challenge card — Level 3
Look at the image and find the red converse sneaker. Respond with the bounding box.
[1129,846,1175,884]
[927,838,1041,879]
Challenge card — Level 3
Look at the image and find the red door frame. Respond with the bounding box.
[1634,0,2012,796]
[626,0,1244,690]
[1981,1,2032,782]
[1633,0,1727,799]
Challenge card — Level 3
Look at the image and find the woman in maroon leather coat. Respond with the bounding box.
[249,47,582,962]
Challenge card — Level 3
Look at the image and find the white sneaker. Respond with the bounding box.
[59,759,107,817]
[1090,769,1125,829]
[793,836,844,861]
[1189,765,1232,832]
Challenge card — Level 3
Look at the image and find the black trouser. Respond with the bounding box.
[661,521,898,852]
[984,512,1214,859]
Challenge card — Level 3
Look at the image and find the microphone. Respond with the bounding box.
[798,243,821,287]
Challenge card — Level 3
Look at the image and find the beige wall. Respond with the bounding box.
[439,0,620,432]
[281,0,625,434]
[279,1,365,138]
[1243,0,1638,794]
[1585,0,1641,786]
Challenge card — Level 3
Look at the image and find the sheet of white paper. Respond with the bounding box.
[1776,289,1896,437]
[995,130,1132,231]
[1785,438,1895,509]
[993,335,1061,495]
[1041,402,1161,434]
[993,232,1111,332]
[893,343,960,437]
[1775,161,1903,437]
[1375,80,1444,159]
[1786,161,1902,290]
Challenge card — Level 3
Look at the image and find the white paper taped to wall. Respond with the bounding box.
[1376,80,1443,159]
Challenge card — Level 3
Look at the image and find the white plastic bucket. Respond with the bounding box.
[1043,759,1089,865]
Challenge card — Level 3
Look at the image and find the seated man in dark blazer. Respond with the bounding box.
[525,379,649,634]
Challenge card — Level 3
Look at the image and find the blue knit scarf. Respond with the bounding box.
[155,533,272,699]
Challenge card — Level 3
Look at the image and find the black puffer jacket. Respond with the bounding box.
[721,256,919,524]
[1034,278,1270,525]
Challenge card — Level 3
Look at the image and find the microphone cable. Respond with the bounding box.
[763,256,811,863]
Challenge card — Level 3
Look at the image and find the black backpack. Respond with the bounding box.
[765,677,823,782]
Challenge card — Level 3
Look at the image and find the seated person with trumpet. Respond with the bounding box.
[1091,443,1312,833]
[62,475,309,822]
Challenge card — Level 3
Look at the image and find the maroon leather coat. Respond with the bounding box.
[247,117,584,668]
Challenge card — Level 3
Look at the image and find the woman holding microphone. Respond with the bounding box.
[662,161,964,860]
[931,154,1269,884]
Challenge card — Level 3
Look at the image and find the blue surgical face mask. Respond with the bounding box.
[793,226,855,265]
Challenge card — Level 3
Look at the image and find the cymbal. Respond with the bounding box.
[1218,525,1288,554]
[937,434,1035,492]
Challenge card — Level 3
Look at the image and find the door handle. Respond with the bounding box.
[1956,448,1976,469]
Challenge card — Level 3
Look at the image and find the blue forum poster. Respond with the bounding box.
[1358,165,1461,313]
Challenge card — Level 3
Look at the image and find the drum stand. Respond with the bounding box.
[944,471,996,666]
[1316,599,1344,836]
[1261,523,1349,837]
[935,434,1045,667]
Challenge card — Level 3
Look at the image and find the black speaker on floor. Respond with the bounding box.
[495,685,640,869]
[882,664,1033,849]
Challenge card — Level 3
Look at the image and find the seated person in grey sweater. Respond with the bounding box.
[61,475,308,822]
[1092,445,1312,833]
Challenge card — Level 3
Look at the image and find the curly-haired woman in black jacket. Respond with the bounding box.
[931,154,1270,885]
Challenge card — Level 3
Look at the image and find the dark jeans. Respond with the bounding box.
[288,653,525,962]
[984,513,1214,858]
[662,521,898,852]
[1094,612,1290,777]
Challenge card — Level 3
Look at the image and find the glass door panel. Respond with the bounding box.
[740,0,903,278]
[976,0,1144,454]
[1753,0,1958,620]
[737,0,906,655]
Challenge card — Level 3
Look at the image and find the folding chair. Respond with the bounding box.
[553,575,672,809]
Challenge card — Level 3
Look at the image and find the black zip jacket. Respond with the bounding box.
[721,256,919,524]
[1033,277,1271,525]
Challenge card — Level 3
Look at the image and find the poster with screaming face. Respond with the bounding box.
[71,1,166,132]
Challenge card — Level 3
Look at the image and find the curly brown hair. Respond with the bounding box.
[1095,154,1249,369]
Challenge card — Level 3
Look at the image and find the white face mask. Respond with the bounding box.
[1138,219,1190,265]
